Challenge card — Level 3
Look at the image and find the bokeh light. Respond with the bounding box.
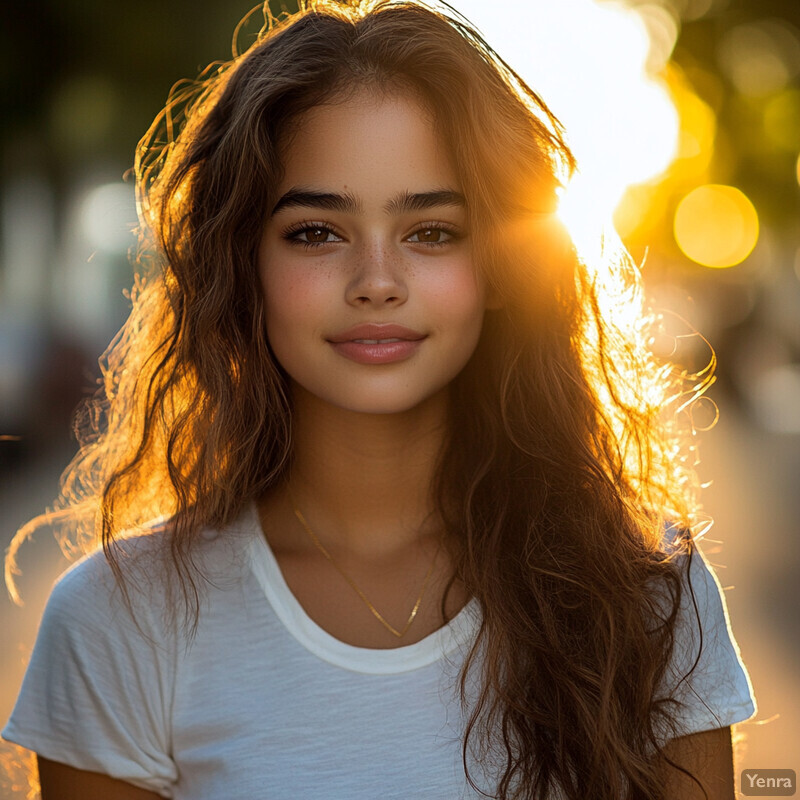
[671,79,717,175]
[678,0,714,21]
[763,89,800,152]
[636,4,680,72]
[750,364,800,434]
[717,19,800,97]
[78,182,136,253]
[674,184,759,268]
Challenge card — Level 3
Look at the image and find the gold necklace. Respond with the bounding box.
[288,488,439,639]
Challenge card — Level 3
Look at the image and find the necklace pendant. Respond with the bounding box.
[288,487,439,640]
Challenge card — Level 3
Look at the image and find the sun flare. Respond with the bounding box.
[449,0,682,259]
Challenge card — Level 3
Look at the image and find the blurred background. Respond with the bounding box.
[1,0,798,795]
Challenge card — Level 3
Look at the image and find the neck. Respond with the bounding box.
[285,383,449,557]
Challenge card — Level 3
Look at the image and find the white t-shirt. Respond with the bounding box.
[2,505,757,799]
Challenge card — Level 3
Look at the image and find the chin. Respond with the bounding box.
[301,381,451,418]
[329,395,440,417]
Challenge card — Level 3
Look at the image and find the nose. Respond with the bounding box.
[345,240,408,307]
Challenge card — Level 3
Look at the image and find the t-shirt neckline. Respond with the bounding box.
[244,502,480,674]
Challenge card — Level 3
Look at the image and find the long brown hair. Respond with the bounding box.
[7,1,715,797]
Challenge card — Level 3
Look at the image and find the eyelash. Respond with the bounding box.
[282,221,343,249]
[407,222,462,248]
[280,221,464,250]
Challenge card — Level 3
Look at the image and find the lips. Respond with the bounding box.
[327,323,426,344]
[327,323,427,365]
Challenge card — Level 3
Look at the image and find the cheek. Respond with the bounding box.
[261,260,331,328]
[422,262,486,326]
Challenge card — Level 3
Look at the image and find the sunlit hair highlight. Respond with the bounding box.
[7,1,716,797]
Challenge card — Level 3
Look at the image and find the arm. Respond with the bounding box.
[659,726,736,800]
[38,756,162,800]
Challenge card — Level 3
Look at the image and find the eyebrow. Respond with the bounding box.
[385,189,466,214]
[270,188,466,217]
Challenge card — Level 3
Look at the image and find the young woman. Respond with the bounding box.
[3,1,756,798]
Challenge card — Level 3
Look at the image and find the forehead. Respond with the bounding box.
[277,88,460,197]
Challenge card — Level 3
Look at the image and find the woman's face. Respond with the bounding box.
[258,88,489,416]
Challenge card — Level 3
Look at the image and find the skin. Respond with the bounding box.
[37,756,161,799]
[260,90,491,421]
[660,727,738,799]
[36,89,740,799]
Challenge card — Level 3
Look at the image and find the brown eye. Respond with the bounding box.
[416,228,442,243]
[407,225,461,245]
[286,225,341,246]
[306,227,330,243]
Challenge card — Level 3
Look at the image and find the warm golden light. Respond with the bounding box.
[763,90,800,152]
[449,0,681,259]
[611,67,718,242]
[672,76,717,174]
[674,184,759,268]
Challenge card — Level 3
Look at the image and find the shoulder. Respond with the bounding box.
[44,507,258,640]
[651,523,737,650]
[650,523,719,608]
[39,531,174,657]
[656,524,734,628]
[654,524,757,737]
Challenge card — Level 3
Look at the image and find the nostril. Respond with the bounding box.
[355,295,399,304]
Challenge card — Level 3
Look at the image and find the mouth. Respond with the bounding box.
[329,336,427,365]
[327,324,426,344]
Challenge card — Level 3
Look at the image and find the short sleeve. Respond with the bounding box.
[2,546,178,797]
[657,529,757,739]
